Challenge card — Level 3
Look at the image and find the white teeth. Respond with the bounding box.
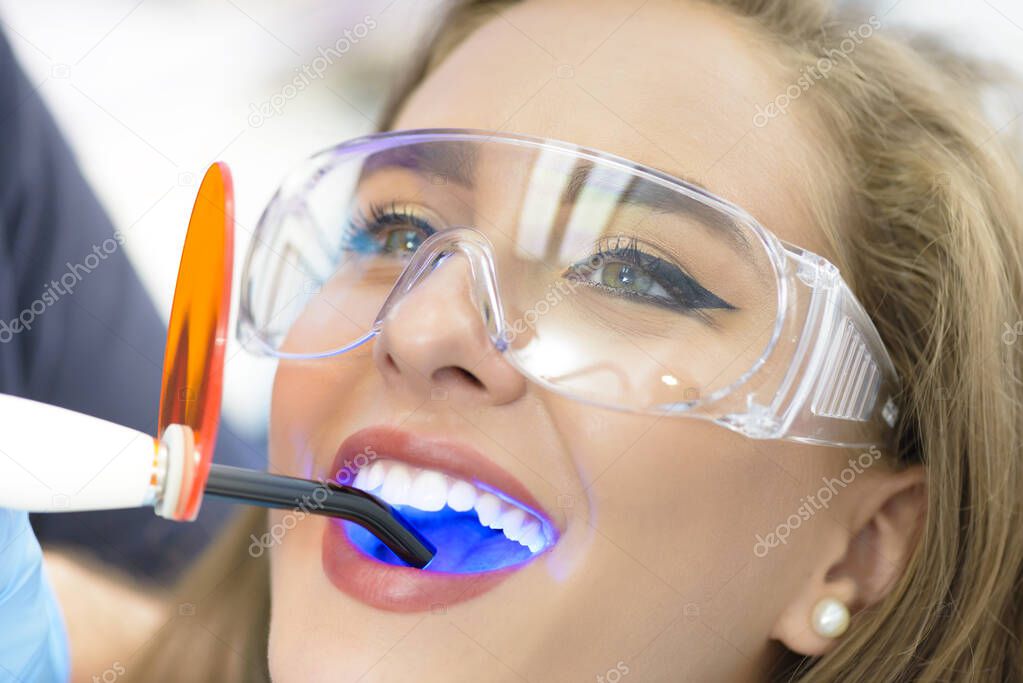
[351,458,550,553]
[447,480,477,512]
[380,464,412,506]
[475,493,503,527]
[407,471,448,512]
[365,461,386,490]
[352,467,369,489]
[519,520,543,552]
[499,508,527,541]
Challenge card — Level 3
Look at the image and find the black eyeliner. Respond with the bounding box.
[570,236,737,315]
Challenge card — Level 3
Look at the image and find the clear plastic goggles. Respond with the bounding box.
[240,130,898,448]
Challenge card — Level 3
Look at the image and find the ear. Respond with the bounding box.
[770,464,926,656]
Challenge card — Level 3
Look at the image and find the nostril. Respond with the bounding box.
[384,353,399,375]
[431,366,485,391]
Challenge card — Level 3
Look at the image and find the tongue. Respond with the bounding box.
[345,506,534,573]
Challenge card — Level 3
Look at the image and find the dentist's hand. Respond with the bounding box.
[0,509,69,682]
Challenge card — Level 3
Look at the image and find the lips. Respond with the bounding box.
[321,425,557,612]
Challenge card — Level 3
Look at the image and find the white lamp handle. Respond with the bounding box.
[0,393,164,512]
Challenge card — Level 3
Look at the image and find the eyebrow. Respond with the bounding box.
[362,142,478,188]
[562,164,752,254]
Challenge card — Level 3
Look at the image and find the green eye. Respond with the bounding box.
[383,228,426,254]
[601,261,654,294]
[564,236,737,316]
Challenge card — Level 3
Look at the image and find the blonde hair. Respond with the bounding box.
[133,2,1023,680]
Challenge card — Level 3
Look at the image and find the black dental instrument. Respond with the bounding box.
[204,464,436,568]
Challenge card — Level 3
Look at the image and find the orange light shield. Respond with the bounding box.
[158,162,234,521]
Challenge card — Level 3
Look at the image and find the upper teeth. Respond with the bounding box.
[351,459,549,553]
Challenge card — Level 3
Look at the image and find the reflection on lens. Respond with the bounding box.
[241,132,779,413]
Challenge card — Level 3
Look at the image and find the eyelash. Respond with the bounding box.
[341,207,735,319]
[566,235,736,318]
[341,202,437,254]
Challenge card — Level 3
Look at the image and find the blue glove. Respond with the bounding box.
[0,509,69,682]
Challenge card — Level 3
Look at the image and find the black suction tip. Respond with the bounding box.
[203,464,436,568]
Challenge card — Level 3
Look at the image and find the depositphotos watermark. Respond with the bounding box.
[0,231,125,343]
[596,660,630,683]
[332,445,378,486]
[498,252,611,346]
[248,446,377,557]
[1002,320,1023,345]
[753,16,880,128]
[753,445,882,558]
[91,661,125,683]
[248,15,378,128]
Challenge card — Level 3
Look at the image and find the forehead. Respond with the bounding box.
[392,0,832,254]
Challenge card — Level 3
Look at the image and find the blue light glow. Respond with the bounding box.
[345,505,537,573]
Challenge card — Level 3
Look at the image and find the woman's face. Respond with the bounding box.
[266,1,883,680]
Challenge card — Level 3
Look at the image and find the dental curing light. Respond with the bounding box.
[0,164,434,569]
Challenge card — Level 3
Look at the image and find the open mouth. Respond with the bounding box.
[346,459,554,573]
[321,426,558,612]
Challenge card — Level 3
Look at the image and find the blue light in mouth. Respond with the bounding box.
[345,505,539,573]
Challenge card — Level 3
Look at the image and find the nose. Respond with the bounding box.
[372,255,527,406]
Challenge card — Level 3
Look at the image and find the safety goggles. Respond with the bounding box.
[239,130,898,449]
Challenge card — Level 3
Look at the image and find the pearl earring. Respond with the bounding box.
[811,597,850,638]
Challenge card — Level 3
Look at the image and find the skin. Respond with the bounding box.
[267,1,926,681]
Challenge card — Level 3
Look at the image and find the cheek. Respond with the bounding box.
[270,363,330,478]
[548,402,811,623]
[547,399,765,563]
[269,353,380,477]
[578,416,764,576]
